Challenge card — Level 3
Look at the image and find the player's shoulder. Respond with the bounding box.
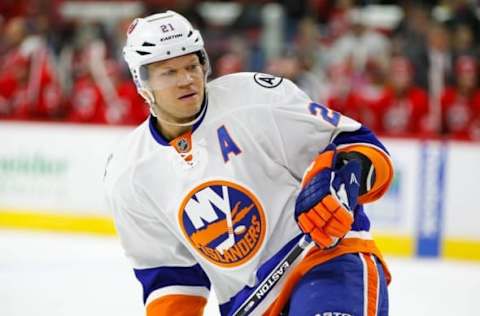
[103,119,152,193]
[209,72,297,99]
[208,72,284,89]
[206,72,306,116]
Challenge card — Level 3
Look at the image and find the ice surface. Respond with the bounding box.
[0,230,478,316]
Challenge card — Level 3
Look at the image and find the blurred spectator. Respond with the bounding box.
[68,48,147,125]
[308,0,336,25]
[231,3,265,71]
[379,56,429,136]
[216,53,245,77]
[325,61,362,122]
[321,0,355,43]
[279,0,309,42]
[0,17,28,116]
[408,21,453,91]
[1,16,27,55]
[68,55,105,124]
[0,0,29,21]
[265,49,323,102]
[354,58,389,132]
[328,7,391,75]
[427,21,455,133]
[0,16,63,120]
[105,61,148,125]
[441,55,480,140]
[0,52,30,118]
[440,0,480,43]
[392,3,431,58]
[294,16,327,80]
[27,44,64,120]
[451,23,479,61]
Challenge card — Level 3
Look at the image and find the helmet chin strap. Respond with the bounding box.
[142,88,207,127]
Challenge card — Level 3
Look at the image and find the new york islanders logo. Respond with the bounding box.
[178,180,266,268]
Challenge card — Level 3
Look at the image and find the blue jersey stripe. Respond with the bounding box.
[220,234,303,316]
[134,263,211,303]
[332,126,389,154]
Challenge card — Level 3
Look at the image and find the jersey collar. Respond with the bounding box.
[148,95,208,146]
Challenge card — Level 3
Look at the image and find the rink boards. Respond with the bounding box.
[0,121,479,261]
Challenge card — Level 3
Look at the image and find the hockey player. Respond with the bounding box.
[104,10,393,316]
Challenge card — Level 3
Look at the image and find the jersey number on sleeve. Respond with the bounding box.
[308,102,340,127]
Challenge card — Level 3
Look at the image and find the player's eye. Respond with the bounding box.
[186,64,200,72]
[159,69,176,77]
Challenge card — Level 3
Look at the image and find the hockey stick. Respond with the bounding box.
[232,234,312,316]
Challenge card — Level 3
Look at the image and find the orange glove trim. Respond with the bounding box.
[301,149,335,188]
[338,145,394,204]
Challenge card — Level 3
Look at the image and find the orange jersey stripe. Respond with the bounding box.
[337,145,394,205]
[264,238,390,315]
[146,294,207,316]
[361,253,380,316]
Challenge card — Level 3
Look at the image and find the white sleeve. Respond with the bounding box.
[106,173,210,305]
[267,78,362,179]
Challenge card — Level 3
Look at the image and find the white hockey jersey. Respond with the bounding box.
[104,72,393,316]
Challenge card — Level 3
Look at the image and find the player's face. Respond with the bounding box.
[147,54,205,123]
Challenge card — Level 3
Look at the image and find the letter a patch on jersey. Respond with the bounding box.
[217,125,241,162]
[253,73,283,88]
[178,180,267,268]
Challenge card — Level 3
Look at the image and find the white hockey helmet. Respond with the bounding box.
[123,10,209,91]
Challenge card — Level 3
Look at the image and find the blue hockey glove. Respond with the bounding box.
[295,144,361,249]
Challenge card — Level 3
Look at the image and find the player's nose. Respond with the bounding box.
[176,70,194,87]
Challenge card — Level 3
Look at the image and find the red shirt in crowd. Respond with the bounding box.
[69,75,105,123]
[69,75,148,125]
[327,91,362,123]
[379,86,429,136]
[0,48,63,120]
[441,87,480,139]
[441,55,480,140]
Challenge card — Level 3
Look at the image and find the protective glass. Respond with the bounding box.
[142,61,205,91]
